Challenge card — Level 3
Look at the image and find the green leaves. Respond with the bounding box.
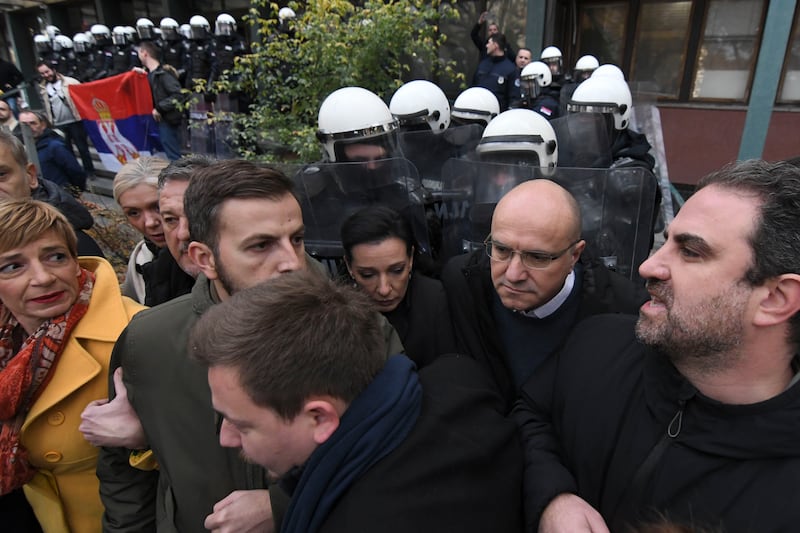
[209,0,461,162]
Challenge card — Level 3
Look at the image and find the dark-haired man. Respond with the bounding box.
[97,159,403,533]
[472,33,518,111]
[514,159,800,533]
[192,269,522,532]
[137,40,183,160]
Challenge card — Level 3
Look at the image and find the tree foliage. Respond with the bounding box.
[214,0,462,162]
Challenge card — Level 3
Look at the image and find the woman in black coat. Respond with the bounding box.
[341,205,456,368]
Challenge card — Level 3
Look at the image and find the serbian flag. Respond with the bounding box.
[68,71,164,171]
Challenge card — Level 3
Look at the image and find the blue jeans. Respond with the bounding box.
[159,121,182,161]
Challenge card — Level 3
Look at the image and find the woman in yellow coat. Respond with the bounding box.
[0,199,145,533]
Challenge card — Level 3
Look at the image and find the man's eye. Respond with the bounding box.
[679,246,701,259]
[0,262,21,274]
[523,252,550,263]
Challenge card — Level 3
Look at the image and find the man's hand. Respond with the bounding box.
[478,11,488,24]
[132,67,147,75]
[79,367,147,449]
[538,493,610,533]
[205,490,274,533]
[152,108,161,122]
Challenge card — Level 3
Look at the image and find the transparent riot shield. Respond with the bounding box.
[397,124,483,193]
[439,158,657,280]
[189,99,214,155]
[293,158,431,273]
[550,112,614,169]
[212,93,236,158]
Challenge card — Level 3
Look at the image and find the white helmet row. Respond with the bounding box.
[317,87,399,162]
[476,109,558,174]
[53,35,73,51]
[160,17,180,40]
[189,15,211,40]
[73,33,90,53]
[451,87,499,127]
[136,18,156,40]
[389,80,450,134]
[568,74,632,130]
[592,63,625,81]
[279,7,297,21]
[573,55,599,81]
[540,45,563,76]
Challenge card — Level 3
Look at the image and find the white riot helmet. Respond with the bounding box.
[137,18,156,40]
[179,24,192,40]
[34,34,51,54]
[520,61,552,102]
[53,35,73,51]
[568,75,632,131]
[189,15,211,40]
[591,64,625,81]
[123,26,137,44]
[316,87,399,163]
[91,24,111,45]
[540,46,563,77]
[45,25,61,40]
[73,33,90,53]
[573,55,599,82]
[278,7,296,21]
[160,17,180,40]
[389,80,450,134]
[215,13,237,36]
[451,87,499,127]
[112,26,127,46]
[476,109,558,174]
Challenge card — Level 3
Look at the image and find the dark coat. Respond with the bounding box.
[320,355,524,533]
[472,55,518,111]
[32,178,104,257]
[441,249,648,411]
[512,314,800,533]
[97,277,269,533]
[147,65,183,127]
[383,273,457,369]
[34,129,86,190]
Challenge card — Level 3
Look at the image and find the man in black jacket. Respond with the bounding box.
[442,179,647,410]
[513,159,800,533]
[137,40,183,160]
[192,269,523,533]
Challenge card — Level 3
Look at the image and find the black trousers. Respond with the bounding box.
[58,120,95,174]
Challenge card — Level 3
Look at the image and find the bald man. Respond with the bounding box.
[442,179,647,410]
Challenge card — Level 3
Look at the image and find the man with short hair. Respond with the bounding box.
[513,159,800,533]
[0,99,18,134]
[19,109,87,191]
[0,128,101,256]
[192,269,523,533]
[515,47,532,70]
[36,61,95,176]
[471,10,515,61]
[472,33,518,111]
[442,179,647,410]
[137,40,183,160]
[97,159,404,533]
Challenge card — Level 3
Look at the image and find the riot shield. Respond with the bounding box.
[189,99,214,155]
[293,158,431,272]
[550,112,614,169]
[397,124,483,192]
[439,158,657,280]
[212,93,236,158]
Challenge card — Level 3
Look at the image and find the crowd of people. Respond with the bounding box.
[0,8,799,533]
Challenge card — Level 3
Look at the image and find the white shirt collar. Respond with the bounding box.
[517,269,575,319]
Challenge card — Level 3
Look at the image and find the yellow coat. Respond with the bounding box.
[21,257,145,533]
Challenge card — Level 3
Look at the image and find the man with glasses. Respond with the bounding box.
[442,179,647,411]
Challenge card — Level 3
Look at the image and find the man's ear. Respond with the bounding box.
[25,163,38,191]
[303,399,341,445]
[187,241,218,280]
[753,274,800,328]
[571,239,586,265]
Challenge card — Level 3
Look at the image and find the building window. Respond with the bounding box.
[778,9,800,103]
[577,3,629,67]
[630,1,692,99]
[691,0,764,101]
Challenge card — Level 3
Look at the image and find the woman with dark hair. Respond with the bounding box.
[341,205,456,368]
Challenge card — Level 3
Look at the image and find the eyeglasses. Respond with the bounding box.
[484,237,580,270]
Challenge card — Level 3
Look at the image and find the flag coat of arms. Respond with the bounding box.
[68,71,165,171]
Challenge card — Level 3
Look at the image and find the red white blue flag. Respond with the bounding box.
[68,71,164,171]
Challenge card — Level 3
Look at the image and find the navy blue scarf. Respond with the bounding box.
[281,355,422,533]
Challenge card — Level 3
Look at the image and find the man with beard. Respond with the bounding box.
[97,159,403,533]
[512,159,800,533]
